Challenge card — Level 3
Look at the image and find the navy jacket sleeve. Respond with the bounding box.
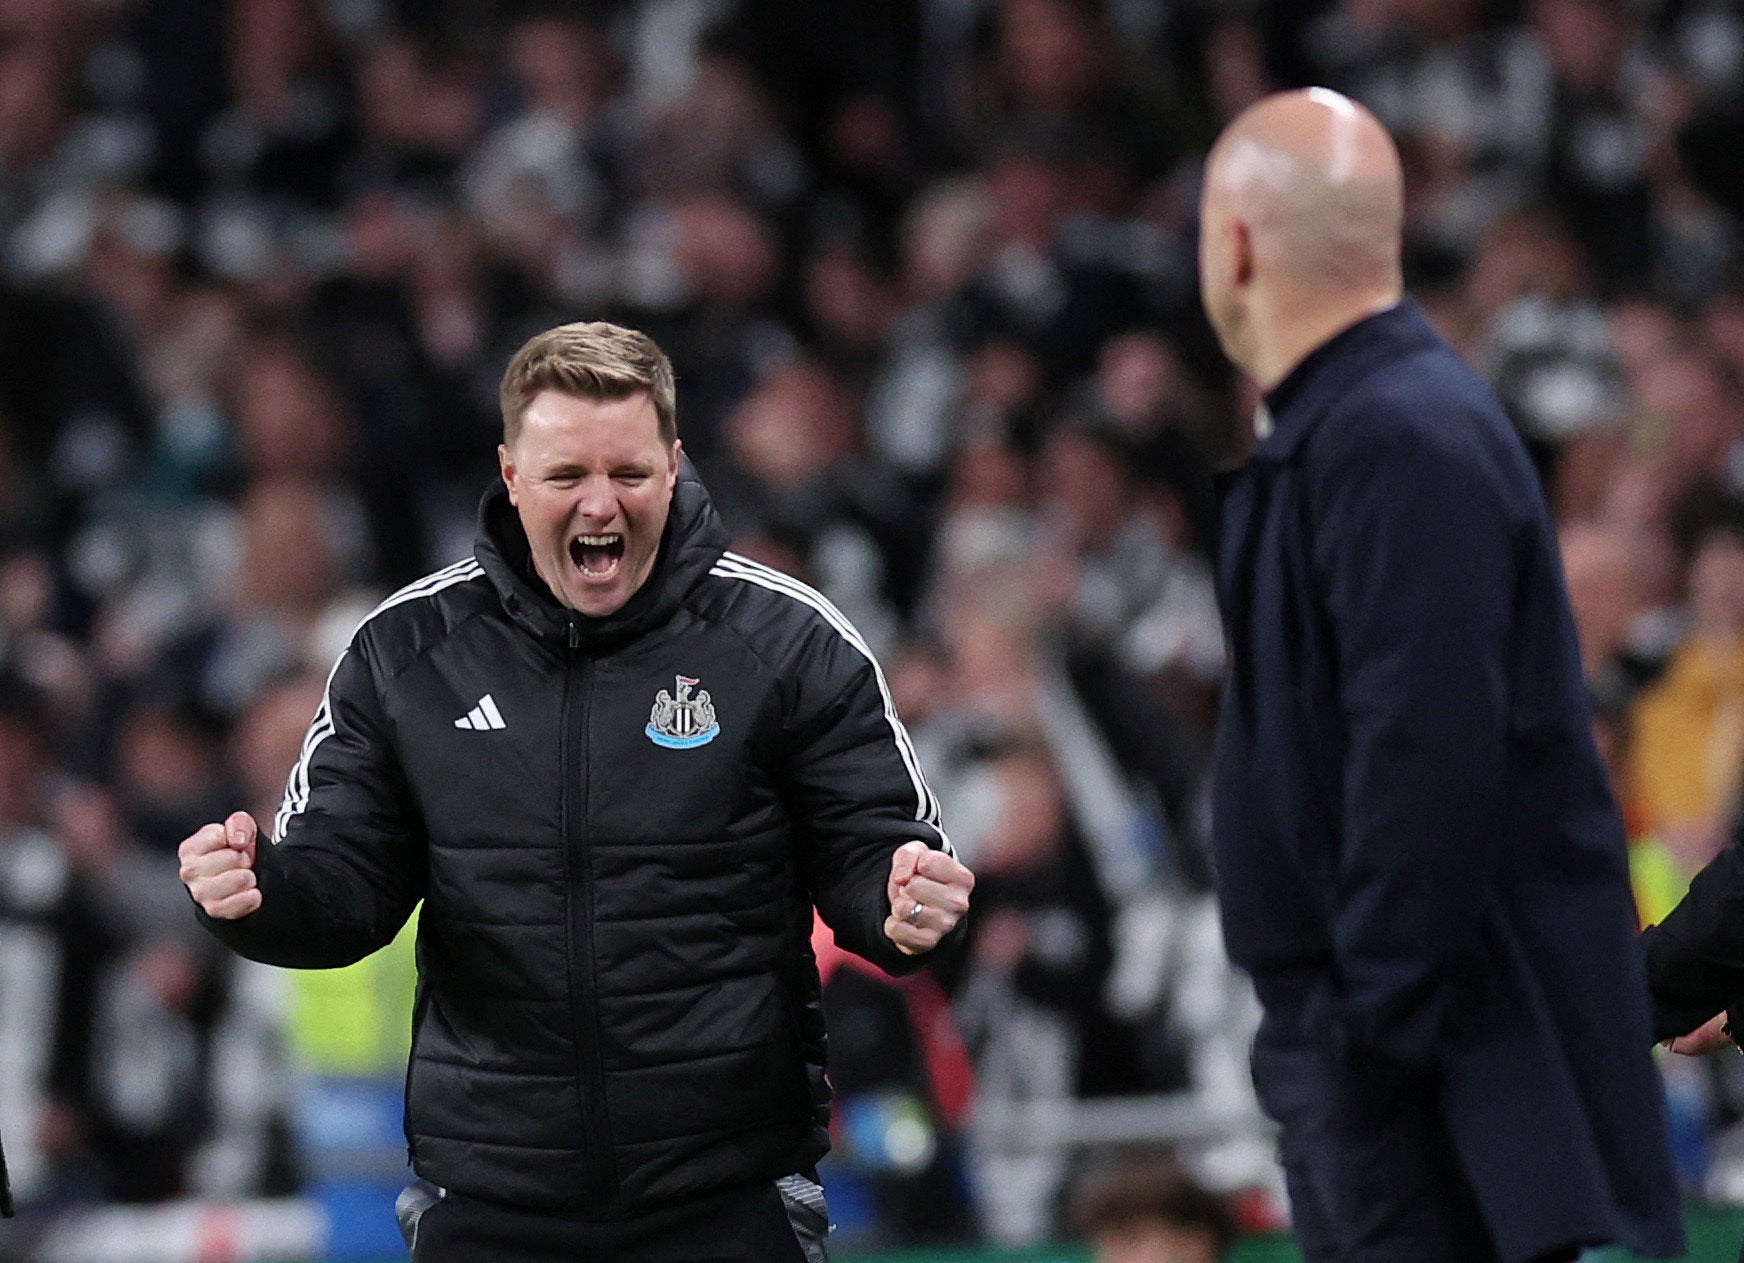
[1641,841,1744,1041]
[198,631,425,968]
[1310,397,1516,1071]
[779,617,954,977]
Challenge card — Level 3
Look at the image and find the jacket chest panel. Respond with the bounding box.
[389,627,569,850]
[583,641,784,854]
[387,623,785,864]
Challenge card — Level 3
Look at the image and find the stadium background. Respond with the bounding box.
[2,0,1744,1259]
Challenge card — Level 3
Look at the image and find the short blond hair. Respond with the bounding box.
[499,321,677,447]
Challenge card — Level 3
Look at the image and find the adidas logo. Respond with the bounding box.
[454,694,506,731]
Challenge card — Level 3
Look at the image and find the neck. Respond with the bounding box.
[1244,286,1402,394]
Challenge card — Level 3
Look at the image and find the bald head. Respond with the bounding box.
[1199,89,1405,386]
[1208,88,1403,290]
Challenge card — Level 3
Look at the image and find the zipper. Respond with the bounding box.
[560,618,616,1207]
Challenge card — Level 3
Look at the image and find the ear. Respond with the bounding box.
[498,444,519,507]
[1231,219,1255,289]
[666,439,682,490]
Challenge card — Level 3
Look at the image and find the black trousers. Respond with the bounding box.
[400,1174,830,1263]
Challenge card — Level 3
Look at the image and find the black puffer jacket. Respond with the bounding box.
[201,465,950,1214]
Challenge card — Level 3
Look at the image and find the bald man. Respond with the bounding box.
[1200,91,1683,1263]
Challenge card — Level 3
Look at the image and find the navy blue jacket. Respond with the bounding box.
[1211,302,1682,1261]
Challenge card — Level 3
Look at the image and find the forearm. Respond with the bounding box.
[818,860,929,977]
[813,842,966,977]
[196,838,416,969]
[1642,844,1744,1040]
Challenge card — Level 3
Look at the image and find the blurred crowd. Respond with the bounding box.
[2,0,1744,1256]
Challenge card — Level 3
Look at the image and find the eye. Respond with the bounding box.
[547,473,581,488]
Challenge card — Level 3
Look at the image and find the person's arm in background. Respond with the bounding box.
[1312,396,1516,1076]
[179,630,424,968]
[1641,833,1744,1045]
[777,604,972,976]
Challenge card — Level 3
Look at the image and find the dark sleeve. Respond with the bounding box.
[1640,842,1744,1041]
[780,619,956,978]
[198,633,425,968]
[1311,409,1516,1072]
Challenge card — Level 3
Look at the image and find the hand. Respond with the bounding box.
[1664,1011,1733,1056]
[178,811,262,920]
[884,840,974,957]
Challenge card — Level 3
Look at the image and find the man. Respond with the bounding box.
[0,679,106,1213]
[1199,90,1682,1262]
[178,322,974,1261]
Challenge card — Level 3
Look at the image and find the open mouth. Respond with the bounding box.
[569,533,625,579]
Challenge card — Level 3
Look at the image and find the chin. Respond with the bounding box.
[572,590,628,617]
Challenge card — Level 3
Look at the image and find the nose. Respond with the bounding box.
[573,474,617,522]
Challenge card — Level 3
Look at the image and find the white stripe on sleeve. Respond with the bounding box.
[709,552,951,854]
[273,559,486,841]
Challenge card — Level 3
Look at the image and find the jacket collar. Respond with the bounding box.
[1249,298,1440,464]
[473,453,731,651]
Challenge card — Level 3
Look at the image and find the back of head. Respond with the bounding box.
[1199,89,1406,387]
[1069,1149,1238,1262]
[1205,88,1404,297]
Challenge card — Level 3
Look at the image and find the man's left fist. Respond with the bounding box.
[885,840,974,956]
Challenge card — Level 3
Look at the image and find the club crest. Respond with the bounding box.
[646,675,720,749]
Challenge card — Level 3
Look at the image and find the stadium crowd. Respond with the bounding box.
[2,0,1744,1255]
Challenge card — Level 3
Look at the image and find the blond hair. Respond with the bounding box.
[498,321,677,447]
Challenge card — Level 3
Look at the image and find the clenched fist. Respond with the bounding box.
[179,811,262,920]
[884,840,974,956]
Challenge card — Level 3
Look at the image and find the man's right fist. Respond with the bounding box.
[179,811,262,920]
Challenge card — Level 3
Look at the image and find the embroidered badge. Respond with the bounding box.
[646,675,720,749]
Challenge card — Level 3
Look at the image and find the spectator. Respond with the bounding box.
[1629,521,1744,872]
[49,778,297,1203]
[1069,1149,1238,1263]
[949,733,1134,1245]
[0,677,104,1211]
[812,914,974,1250]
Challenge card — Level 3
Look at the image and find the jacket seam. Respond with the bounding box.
[688,577,859,742]
[372,598,496,691]
[591,901,781,926]
[415,1133,589,1152]
[416,1057,578,1077]
[602,1039,792,1073]
[685,584,788,679]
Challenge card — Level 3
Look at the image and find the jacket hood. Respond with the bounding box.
[474,454,731,650]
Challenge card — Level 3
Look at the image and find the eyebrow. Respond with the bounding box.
[540,459,656,477]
